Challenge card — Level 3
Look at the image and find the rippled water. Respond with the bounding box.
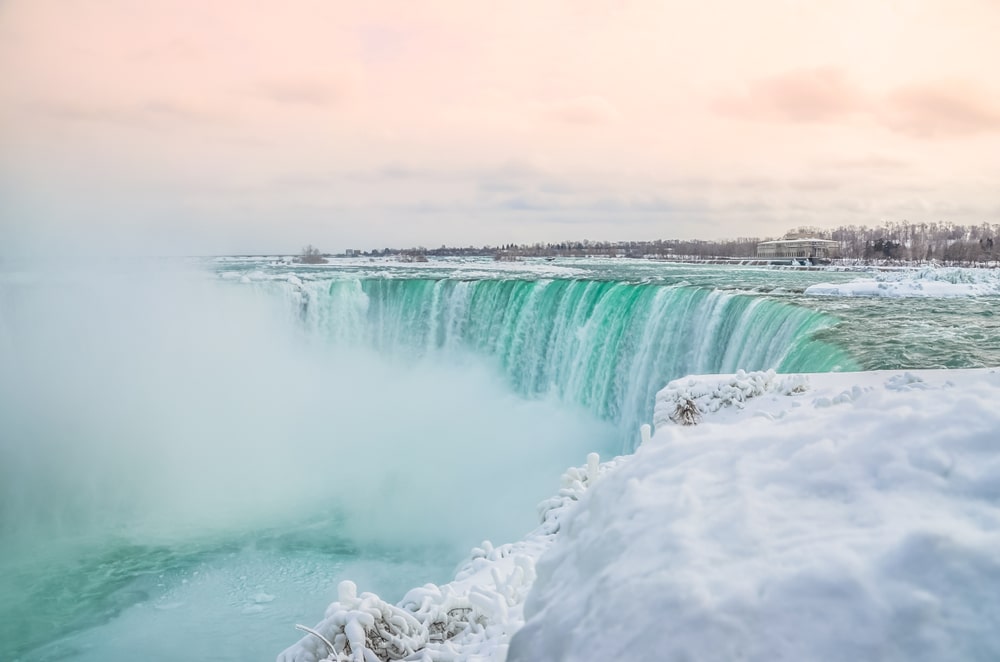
[215,256,1000,371]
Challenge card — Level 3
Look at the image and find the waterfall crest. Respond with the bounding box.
[293,277,857,448]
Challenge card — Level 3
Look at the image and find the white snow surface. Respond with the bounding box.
[511,368,1000,661]
[282,368,1000,662]
[806,266,1000,297]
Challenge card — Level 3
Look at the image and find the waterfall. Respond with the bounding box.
[290,277,857,449]
[0,264,860,660]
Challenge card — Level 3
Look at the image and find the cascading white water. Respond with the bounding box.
[282,275,857,448]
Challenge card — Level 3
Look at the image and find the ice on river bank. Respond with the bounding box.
[807,266,1000,297]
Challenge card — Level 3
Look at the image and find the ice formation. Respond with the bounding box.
[806,266,1000,297]
[652,368,809,428]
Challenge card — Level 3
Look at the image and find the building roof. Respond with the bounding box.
[757,238,838,246]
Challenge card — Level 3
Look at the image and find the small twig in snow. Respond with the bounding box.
[294,624,336,657]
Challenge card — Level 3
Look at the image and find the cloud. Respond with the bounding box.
[125,37,205,64]
[824,154,910,171]
[357,24,411,65]
[253,79,347,107]
[376,163,422,179]
[786,177,843,192]
[475,161,554,194]
[540,95,619,125]
[718,69,1000,140]
[881,80,1000,138]
[715,67,865,123]
[33,98,232,130]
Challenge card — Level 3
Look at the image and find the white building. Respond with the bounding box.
[756,238,839,261]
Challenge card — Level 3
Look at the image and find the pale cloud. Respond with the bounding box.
[2,0,1000,255]
[357,24,412,65]
[474,162,576,197]
[32,98,233,130]
[714,67,866,123]
[716,67,1000,141]
[786,178,844,192]
[823,154,911,171]
[881,80,1000,138]
[539,95,620,125]
[253,79,348,107]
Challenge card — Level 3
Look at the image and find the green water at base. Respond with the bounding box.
[294,276,860,443]
[0,521,458,661]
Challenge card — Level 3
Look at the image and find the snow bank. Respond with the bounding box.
[510,369,1000,661]
[277,453,628,662]
[806,266,1000,297]
[281,368,1000,662]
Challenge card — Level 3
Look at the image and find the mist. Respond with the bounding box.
[0,259,617,558]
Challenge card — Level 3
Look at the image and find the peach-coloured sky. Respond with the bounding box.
[2,0,999,255]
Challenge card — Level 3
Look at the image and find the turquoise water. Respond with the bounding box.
[3,522,457,662]
[242,256,1000,372]
[294,276,855,442]
[3,257,998,661]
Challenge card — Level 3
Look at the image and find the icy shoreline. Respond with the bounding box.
[806,266,1000,297]
[278,450,630,662]
[280,368,1000,662]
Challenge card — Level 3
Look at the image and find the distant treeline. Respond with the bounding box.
[350,221,1000,264]
[824,222,998,263]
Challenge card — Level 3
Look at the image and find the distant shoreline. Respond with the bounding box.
[211,253,1000,271]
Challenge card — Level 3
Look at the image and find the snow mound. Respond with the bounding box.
[277,452,627,662]
[806,267,1000,297]
[653,369,808,428]
[509,369,1000,662]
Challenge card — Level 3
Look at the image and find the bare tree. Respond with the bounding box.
[296,245,328,264]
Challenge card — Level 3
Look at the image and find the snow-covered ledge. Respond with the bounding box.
[510,368,1000,661]
[280,368,1000,662]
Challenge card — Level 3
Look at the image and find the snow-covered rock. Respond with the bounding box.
[509,369,1000,661]
[653,369,808,428]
